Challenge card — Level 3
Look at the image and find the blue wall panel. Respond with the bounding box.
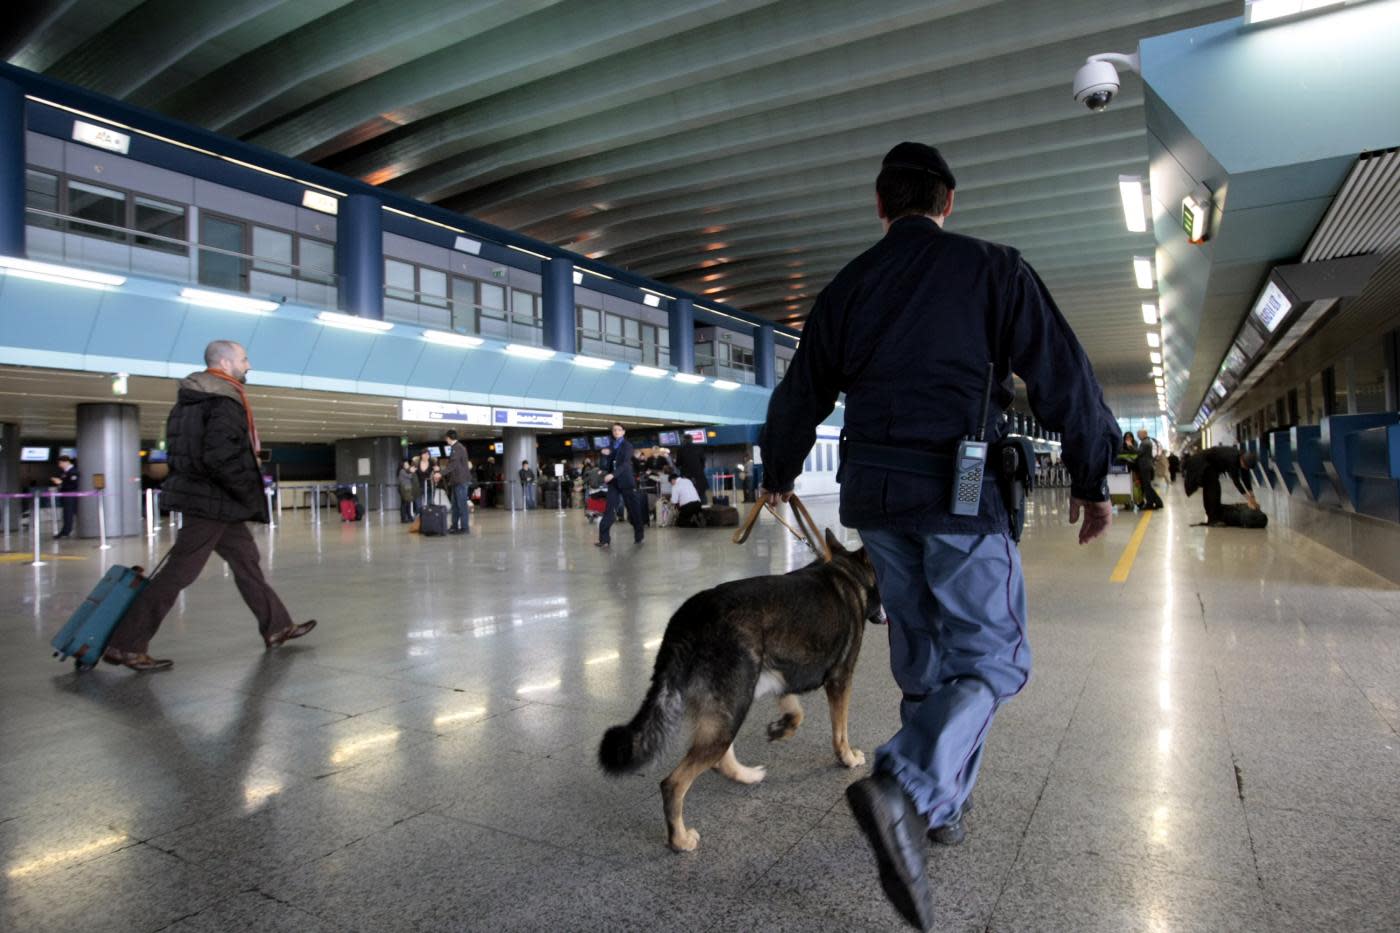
[167,307,264,372]
[357,333,425,396]
[0,275,104,352]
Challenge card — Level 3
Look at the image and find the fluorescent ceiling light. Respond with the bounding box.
[631,364,668,378]
[452,236,482,255]
[572,354,616,369]
[1133,256,1154,289]
[1119,175,1148,233]
[0,256,126,289]
[1146,332,1161,348]
[1244,0,1346,25]
[642,294,662,308]
[507,244,550,260]
[1150,351,1163,364]
[505,343,556,360]
[317,311,393,332]
[422,329,483,348]
[673,372,707,384]
[571,271,583,285]
[301,190,338,215]
[581,268,613,281]
[712,379,740,390]
[1141,303,1158,325]
[179,287,277,314]
[1151,366,1163,376]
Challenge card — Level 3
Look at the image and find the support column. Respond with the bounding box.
[669,298,695,374]
[755,325,776,389]
[75,403,142,538]
[0,422,19,492]
[0,78,26,258]
[542,258,577,354]
[501,428,537,511]
[336,193,384,320]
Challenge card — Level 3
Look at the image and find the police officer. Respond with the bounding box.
[758,142,1119,931]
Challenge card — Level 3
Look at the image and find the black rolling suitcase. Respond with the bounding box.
[1218,504,1268,528]
[702,505,740,527]
[420,505,450,536]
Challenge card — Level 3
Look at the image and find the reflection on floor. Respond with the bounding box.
[2,486,1398,932]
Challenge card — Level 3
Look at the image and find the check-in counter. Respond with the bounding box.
[1268,430,1297,494]
[1247,436,1276,489]
[1347,418,1400,523]
[1320,413,1400,514]
[1289,425,1334,504]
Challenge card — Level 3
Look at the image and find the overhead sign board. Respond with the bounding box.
[399,399,492,425]
[72,120,130,154]
[492,407,564,430]
[1250,280,1292,334]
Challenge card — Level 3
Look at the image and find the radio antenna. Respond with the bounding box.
[975,363,994,442]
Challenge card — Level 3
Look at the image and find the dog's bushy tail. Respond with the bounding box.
[599,639,687,774]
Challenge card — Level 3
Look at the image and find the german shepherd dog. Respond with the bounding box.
[599,529,884,852]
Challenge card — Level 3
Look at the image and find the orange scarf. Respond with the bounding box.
[204,369,261,454]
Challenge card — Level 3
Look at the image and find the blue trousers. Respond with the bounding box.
[598,485,643,545]
[860,529,1030,828]
[449,483,470,532]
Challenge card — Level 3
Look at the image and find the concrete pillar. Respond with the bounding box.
[334,435,403,510]
[75,403,142,537]
[754,325,776,388]
[542,258,577,354]
[501,428,537,511]
[669,298,695,373]
[0,422,18,493]
[336,193,384,320]
[0,78,25,258]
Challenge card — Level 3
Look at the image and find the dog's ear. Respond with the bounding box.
[824,528,848,555]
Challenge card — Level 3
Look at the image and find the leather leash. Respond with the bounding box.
[733,493,831,562]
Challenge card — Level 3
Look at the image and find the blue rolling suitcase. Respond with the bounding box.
[51,563,155,671]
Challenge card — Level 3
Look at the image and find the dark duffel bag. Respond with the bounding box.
[420,505,450,536]
[1219,504,1268,528]
[702,505,740,527]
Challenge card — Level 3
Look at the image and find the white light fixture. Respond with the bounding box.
[1150,351,1163,364]
[1182,194,1210,243]
[673,372,707,384]
[712,379,740,390]
[422,329,483,348]
[179,287,278,314]
[631,364,668,378]
[572,354,616,369]
[571,271,583,285]
[316,311,393,333]
[1146,332,1161,348]
[505,343,556,360]
[0,256,126,289]
[111,372,128,396]
[1141,303,1158,325]
[1119,175,1148,233]
[1133,256,1154,289]
[1244,0,1348,26]
[1151,365,1164,376]
[452,236,482,255]
[301,190,338,215]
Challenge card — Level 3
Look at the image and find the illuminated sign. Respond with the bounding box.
[72,121,130,154]
[398,400,492,425]
[1250,281,1293,334]
[492,408,564,430]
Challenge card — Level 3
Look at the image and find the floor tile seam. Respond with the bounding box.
[146,887,252,933]
[429,808,636,870]
[1211,664,1272,903]
[1239,800,1400,826]
[1304,624,1400,739]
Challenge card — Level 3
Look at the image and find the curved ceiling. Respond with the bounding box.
[7,0,1239,418]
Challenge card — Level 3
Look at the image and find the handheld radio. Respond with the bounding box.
[951,363,995,517]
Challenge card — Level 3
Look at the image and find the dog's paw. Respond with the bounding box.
[733,764,767,785]
[838,748,866,769]
[766,715,798,742]
[668,828,700,852]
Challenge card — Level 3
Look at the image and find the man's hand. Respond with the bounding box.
[604,473,614,484]
[1246,494,1259,510]
[1069,497,1113,545]
[760,487,792,508]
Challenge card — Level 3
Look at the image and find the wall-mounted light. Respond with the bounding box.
[316,311,393,332]
[422,329,483,348]
[572,355,615,369]
[301,190,338,215]
[179,287,278,314]
[673,372,707,384]
[631,365,668,378]
[0,256,126,290]
[111,372,128,396]
[504,343,556,360]
[712,379,740,390]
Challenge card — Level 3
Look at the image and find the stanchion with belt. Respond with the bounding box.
[732,493,830,562]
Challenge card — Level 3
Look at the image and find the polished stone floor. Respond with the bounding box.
[2,483,1398,933]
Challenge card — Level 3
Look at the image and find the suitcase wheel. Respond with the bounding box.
[75,658,95,672]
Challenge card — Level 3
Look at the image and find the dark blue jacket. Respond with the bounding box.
[602,437,637,491]
[759,216,1119,534]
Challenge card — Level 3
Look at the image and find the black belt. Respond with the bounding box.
[843,439,996,483]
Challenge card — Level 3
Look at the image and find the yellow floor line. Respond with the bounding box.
[0,552,87,563]
[1110,510,1153,583]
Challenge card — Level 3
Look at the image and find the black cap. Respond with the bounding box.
[881,142,956,190]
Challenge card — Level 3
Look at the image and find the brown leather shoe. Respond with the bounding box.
[101,648,174,672]
[265,619,317,649]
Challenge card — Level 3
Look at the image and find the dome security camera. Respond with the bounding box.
[1072,52,1140,112]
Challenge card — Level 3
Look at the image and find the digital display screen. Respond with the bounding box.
[594,436,610,450]
[146,449,169,463]
[1251,280,1292,334]
[658,431,680,446]
[20,447,50,462]
[428,446,443,458]
[1235,322,1266,359]
[59,447,78,459]
[684,428,707,444]
[493,442,504,454]
[572,436,591,450]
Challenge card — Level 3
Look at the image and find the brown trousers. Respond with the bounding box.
[110,515,293,653]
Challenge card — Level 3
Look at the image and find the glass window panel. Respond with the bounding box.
[1352,345,1389,414]
[253,227,294,274]
[24,169,60,230]
[511,289,538,321]
[419,267,448,308]
[298,237,335,284]
[1306,373,1324,424]
[605,313,623,340]
[198,214,247,291]
[478,281,506,314]
[384,258,415,297]
[67,179,126,241]
[623,318,640,344]
[132,196,185,254]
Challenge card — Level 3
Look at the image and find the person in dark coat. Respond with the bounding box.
[1135,429,1163,510]
[397,460,417,522]
[443,430,471,534]
[105,341,314,672]
[1167,451,1181,484]
[595,422,645,548]
[49,454,79,538]
[1184,445,1259,525]
[675,434,708,504]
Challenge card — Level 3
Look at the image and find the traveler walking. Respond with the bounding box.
[1135,429,1164,510]
[595,423,645,549]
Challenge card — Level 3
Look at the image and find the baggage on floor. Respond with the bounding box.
[51,564,151,670]
[420,504,450,536]
[1218,504,1268,528]
[339,498,362,521]
[702,505,740,527]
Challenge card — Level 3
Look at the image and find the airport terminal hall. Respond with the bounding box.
[4,2,1400,931]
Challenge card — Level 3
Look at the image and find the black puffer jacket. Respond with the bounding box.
[160,371,268,523]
